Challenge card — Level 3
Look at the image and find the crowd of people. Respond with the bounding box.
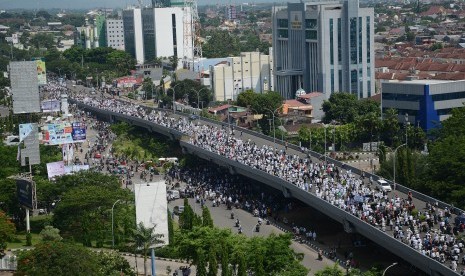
[73,94,465,273]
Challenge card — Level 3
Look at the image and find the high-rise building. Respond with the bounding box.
[122,6,191,66]
[210,51,274,102]
[106,19,125,50]
[272,0,374,99]
[74,15,107,49]
[227,5,237,20]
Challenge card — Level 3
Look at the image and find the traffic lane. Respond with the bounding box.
[168,198,338,276]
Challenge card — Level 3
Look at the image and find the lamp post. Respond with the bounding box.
[324,125,327,162]
[168,83,181,112]
[393,143,407,191]
[111,199,121,248]
[191,87,208,110]
[382,262,398,276]
[264,105,283,144]
[405,113,409,147]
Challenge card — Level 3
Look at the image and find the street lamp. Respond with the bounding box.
[264,105,283,144]
[191,87,208,109]
[168,83,181,112]
[324,125,327,162]
[382,262,398,276]
[111,199,122,248]
[405,113,410,147]
[393,143,407,191]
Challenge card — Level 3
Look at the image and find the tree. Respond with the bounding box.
[168,55,179,70]
[168,210,174,245]
[132,222,164,276]
[197,249,207,276]
[315,264,344,276]
[207,247,218,276]
[17,241,101,276]
[221,244,230,276]
[0,211,15,257]
[40,225,62,241]
[202,30,240,58]
[96,251,136,276]
[237,254,247,276]
[142,77,155,100]
[202,206,214,228]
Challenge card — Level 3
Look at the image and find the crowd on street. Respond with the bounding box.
[73,95,465,273]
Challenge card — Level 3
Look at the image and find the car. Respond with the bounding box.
[189,114,199,121]
[173,205,184,215]
[94,153,102,159]
[167,190,180,199]
[376,179,392,192]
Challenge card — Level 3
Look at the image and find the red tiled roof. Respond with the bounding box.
[208,104,231,113]
[298,92,323,99]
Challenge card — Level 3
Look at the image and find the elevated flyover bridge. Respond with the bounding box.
[70,97,462,276]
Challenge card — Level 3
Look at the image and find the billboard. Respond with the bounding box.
[46,161,65,179]
[41,100,61,112]
[71,122,86,142]
[41,122,86,145]
[19,123,34,142]
[135,181,169,245]
[17,179,33,209]
[9,61,40,114]
[35,59,47,85]
[19,123,40,166]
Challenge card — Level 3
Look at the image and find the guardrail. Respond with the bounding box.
[71,99,459,275]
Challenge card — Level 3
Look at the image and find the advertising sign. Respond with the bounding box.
[17,179,33,209]
[42,123,73,145]
[71,122,86,142]
[46,161,65,179]
[35,59,47,85]
[41,100,61,112]
[42,122,86,145]
[19,123,34,142]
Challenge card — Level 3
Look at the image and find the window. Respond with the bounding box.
[330,19,334,65]
[337,18,342,63]
[278,19,288,28]
[305,19,317,29]
[367,16,371,63]
[331,69,334,92]
[358,17,362,63]
[172,14,177,56]
[351,69,357,94]
[278,29,288,38]
[350,18,357,64]
[383,93,422,101]
[305,30,317,39]
[338,70,342,91]
[431,91,465,101]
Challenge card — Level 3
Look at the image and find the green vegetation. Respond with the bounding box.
[202,30,271,58]
[378,106,465,209]
[111,122,179,161]
[315,264,382,276]
[16,241,135,276]
[0,210,15,257]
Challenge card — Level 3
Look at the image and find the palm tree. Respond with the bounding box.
[132,222,164,276]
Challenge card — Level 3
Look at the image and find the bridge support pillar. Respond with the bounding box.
[281,186,291,198]
[343,218,354,233]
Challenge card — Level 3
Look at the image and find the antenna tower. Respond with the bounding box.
[183,0,202,70]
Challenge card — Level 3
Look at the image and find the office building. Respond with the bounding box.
[382,79,465,131]
[210,51,274,102]
[106,19,125,50]
[272,0,374,99]
[123,6,191,65]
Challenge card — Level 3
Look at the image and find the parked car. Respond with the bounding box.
[167,190,180,200]
[189,114,199,121]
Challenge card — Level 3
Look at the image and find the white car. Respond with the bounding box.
[376,179,392,192]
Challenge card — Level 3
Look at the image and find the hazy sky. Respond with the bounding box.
[0,0,272,10]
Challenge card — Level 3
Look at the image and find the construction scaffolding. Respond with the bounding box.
[183,0,202,70]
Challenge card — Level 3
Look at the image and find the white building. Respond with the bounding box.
[123,6,191,66]
[272,0,375,99]
[106,19,125,50]
[210,51,274,102]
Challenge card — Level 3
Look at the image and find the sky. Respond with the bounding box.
[0,0,276,10]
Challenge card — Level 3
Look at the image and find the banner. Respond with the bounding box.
[46,161,65,179]
[41,100,61,112]
[35,59,47,85]
[19,123,34,142]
